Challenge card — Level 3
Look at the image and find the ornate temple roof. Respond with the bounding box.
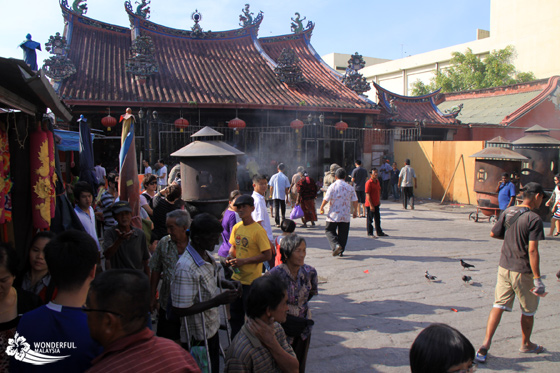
[373,82,458,126]
[55,1,376,113]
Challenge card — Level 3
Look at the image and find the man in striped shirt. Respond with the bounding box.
[97,173,119,231]
[86,269,201,373]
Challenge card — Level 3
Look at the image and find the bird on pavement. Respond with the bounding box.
[556,270,560,281]
[425,271,437,281]
[460,259,475,270]
[462,275,472,284]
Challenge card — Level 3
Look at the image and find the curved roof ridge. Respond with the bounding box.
[126,3,264,40]
[259,23,314,42]
[60,1,129,33]
[501,76,560,126]
[373,82,442,101]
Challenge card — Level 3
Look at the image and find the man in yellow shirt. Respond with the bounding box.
[227,194,272,338]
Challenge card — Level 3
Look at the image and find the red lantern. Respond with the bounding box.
[335,120,348,134]
[174,118,189,132]
[290,119,304,133]
[101,115,117,131]
[228,117,246,135]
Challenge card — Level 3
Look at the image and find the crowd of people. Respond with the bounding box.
[0,153,550,372]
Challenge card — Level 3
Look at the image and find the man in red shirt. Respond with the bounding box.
[365,168,388,238]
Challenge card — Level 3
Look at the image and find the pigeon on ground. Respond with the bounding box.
[425,271,437,281]
[462,275,472,284]
[556,270,560,281]
[460,259,475,270]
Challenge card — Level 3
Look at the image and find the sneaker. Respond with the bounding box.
[378,232,389,237]
[332,244,343,256]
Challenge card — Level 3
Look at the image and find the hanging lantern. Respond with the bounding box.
[290,119,304,133]
[101,115,117,131]
[335,120,348,134]
[174,117,189,132]
[228,117,246,135]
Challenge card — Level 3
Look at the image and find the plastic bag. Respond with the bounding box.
[290,205,304,219]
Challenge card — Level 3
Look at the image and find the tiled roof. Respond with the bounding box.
[259,29,373,110]
[438,78,557,125]
[373,82,457,125]
[56,5,376,113]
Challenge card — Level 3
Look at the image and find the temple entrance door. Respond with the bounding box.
[343,140,357,170]
[258,130,293,175]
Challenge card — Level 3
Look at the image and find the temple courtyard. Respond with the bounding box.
[285,199,560,372]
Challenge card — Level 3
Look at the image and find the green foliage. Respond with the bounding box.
[410,45,536,96]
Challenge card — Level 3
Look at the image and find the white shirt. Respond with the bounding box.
[145,166,152,175]
[399,165,416,187]
[268,172,291,200]
[158,165,168,186]
[94,165,106,184]
[251,191,273,242]
[74,206,101,251]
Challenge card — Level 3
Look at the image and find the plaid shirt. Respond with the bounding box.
[149,236,182,310]
[225,322,295,372]
[171,244,221,342]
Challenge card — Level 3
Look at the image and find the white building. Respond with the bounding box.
[323,0,560,99]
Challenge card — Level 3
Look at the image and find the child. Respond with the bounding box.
[274,219,296,267]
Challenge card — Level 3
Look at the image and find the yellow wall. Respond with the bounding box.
[394,141,485,204]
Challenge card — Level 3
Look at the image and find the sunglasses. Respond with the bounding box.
[149,182,157,185]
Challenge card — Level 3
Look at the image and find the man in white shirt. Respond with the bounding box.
[251,174,274,266]
[94,161,106,186]
[319,168,358,257]
[73,181,101,253]
[268,163,291,227]
[398,158,417,210]
[156,159,167,191]
[143,160,152,175]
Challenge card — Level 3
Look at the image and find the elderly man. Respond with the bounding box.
[475,182,546,363]
[86,269,201,373]
[225,275,298,373]
[149,210,191,340]
[103,201,150,276]
[171,213,242,373]
[319,168,358,257]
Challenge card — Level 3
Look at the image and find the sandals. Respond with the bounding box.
[475,348,488,363]
[520,344,545,354]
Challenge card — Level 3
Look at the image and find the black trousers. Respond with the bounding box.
[229,284,251,339]
[325,221,350,253]
[403,186,414,209]
[381,179,390,200]
[273,199,286,225]
[366,205,382,236]
[156,308,181,340]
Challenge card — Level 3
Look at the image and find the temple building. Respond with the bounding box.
[48,0,383,177]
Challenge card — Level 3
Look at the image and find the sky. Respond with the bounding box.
[1,0,490,65]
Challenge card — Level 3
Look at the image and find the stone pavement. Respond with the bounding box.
[277,199,560,372]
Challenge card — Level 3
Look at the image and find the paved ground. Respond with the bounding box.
[274,198,560,372]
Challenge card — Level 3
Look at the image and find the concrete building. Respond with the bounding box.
[323,0,560,99]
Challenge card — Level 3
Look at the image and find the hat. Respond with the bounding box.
[329,163,340,172]
[521,182,544,195]
[112,201,132,215]
[233,195,254,207]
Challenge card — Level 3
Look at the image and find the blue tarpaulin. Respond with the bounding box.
[53,129,94,151]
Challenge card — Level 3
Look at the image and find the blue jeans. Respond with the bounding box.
[391,183,400,199]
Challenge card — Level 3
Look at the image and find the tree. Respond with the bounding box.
[410,45,536,96]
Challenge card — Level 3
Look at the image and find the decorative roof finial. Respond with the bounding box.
[71,0,88,15]
[239,4,254,27]
[43,32,76,82]
[290,12,306,33]
[191,9,204,37]
[274,48,305,87]
[342,52,370,95]
[126,34,158,84]
[135,0,150,19]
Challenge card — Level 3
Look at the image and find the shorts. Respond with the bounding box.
[493,266,539,316]
[355,191,366,204]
